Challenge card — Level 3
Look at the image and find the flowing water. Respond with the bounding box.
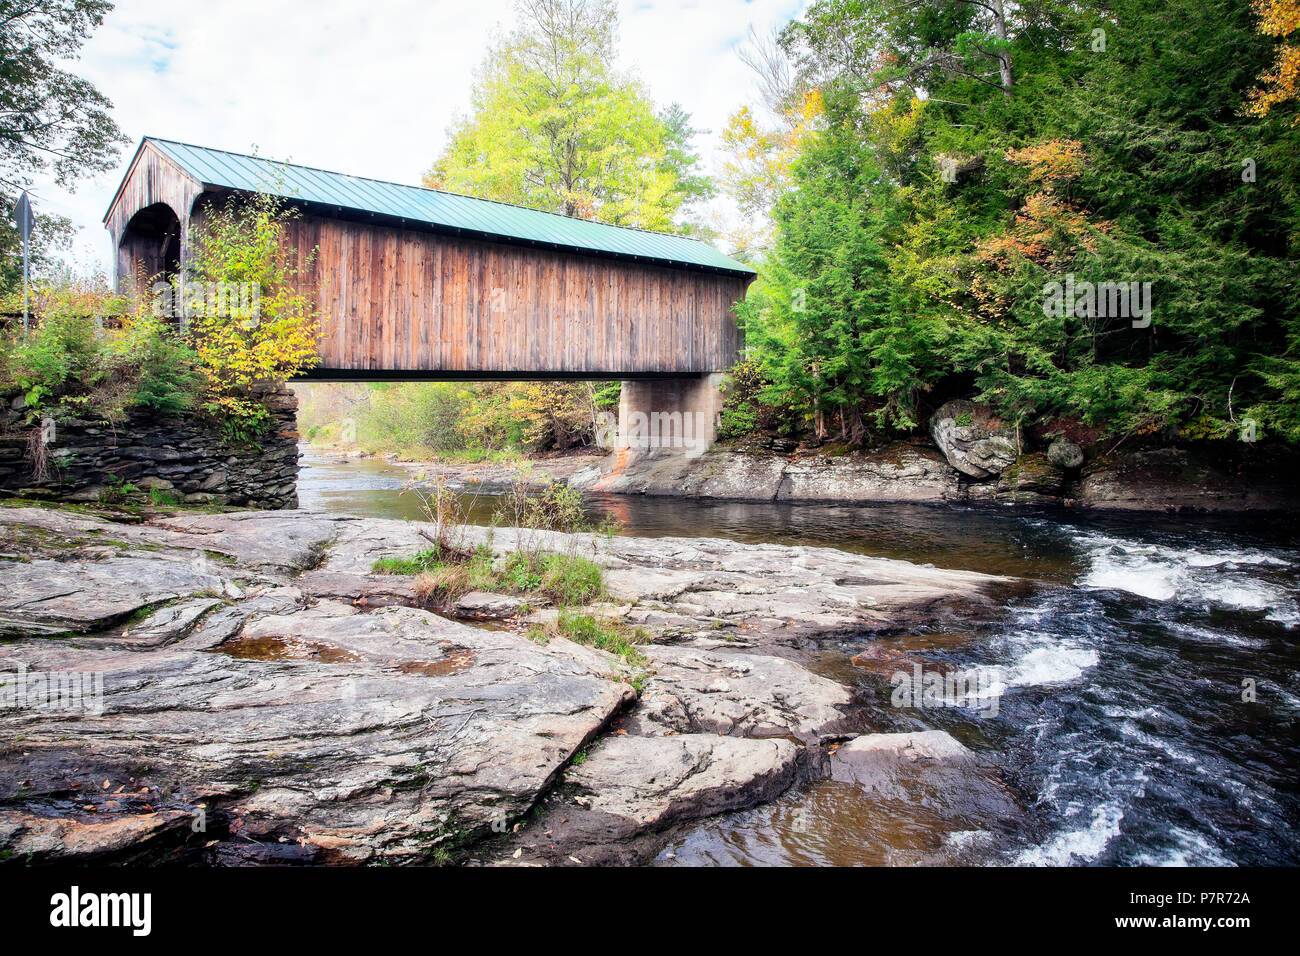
[298,449,1300,866]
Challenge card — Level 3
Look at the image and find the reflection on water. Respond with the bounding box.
[297,447,1300,866]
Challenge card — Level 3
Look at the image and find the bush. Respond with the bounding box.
[184,194,320,440]
[718,358,789,440]
[1,195,319,441]
[535,553,603,606]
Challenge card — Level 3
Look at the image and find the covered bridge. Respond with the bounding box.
[105,138,755,453]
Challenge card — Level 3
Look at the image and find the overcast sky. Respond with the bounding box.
[27,0,805,273]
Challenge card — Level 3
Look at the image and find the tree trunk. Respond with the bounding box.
[989,0,1013,94]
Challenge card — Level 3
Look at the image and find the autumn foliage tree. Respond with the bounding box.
[1247,0,1300,123]
[181,194,321,439]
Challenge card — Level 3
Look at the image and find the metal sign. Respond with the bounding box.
[14,192,33,242]
[13,192,33,331]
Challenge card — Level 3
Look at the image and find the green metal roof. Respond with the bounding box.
[134,137,754,276]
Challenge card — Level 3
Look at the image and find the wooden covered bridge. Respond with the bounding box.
[105,138,755,453]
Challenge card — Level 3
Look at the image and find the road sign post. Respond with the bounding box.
[14,192,34,332]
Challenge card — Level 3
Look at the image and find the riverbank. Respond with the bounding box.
[308,438,1299,514]
[572,441,1300,513]
[309,444,603,489]
[0,503,1017,866]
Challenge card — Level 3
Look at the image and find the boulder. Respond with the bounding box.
[1047,438,1085,470]
[495,735,799,866]
[830,731,1021,828]
[929,400,1018,478]
[569,735,797,826]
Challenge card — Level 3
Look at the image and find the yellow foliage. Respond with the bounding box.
[183,195,321,437]
[720,87,825,243]
[1005,139,1087,186]
[1247,0,1300,123]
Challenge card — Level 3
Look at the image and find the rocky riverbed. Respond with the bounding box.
[0,504,1018,866]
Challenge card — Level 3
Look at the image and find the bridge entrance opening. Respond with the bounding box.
[118,202,182,293]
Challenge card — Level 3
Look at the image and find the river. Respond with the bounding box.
[298,448,1300,866]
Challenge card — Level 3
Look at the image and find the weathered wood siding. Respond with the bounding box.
[285,214,748,377]
[105,142,202,291]
[108,146,751,377]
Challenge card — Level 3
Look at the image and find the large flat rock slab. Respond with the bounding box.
[0,556,228,637]
[0,600,634,864]
[147,511,351,569]
[571,734,798,825]
[466,525,1009,639]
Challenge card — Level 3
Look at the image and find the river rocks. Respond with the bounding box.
[831,731,1022,834]
[573,735,798,827]
[996,452,1067,504]
[0,505,1029,867]
[929,400,1019,478]
[832,730,979,788]
[1047,438,1085,469]
[831,730,1020,815]
[493,735,799,866]
[811,731,1027,865]
[621,644,854,742]
[451,592,532,619]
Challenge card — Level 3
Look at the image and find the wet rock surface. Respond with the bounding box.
[1077,445,1300,512]
[620,644,855,743]
[0,506,1022,866]
[827,731,1027,858]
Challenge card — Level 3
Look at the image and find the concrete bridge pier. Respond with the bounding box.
[615,374,725,460]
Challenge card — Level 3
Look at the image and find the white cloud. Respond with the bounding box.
[24,0,804,274]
